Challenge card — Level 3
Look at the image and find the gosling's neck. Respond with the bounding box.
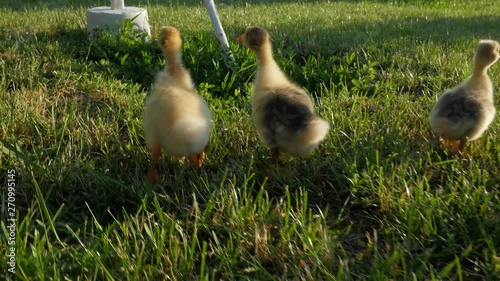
[162,50,193,90]
[471,63,490,78]
[254,41,275,66]
[253,42,290,92]
[164,50,183,75]
[462,59,494,97]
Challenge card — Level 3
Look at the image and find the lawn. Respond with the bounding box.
[1,0,499,280]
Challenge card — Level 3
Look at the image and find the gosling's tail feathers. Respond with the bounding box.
[304,116,331,144]
[167,116,212,156]
[273,115,330,157]
[430,113,493,142]
[430,117,469,140]
[295,116,330,154]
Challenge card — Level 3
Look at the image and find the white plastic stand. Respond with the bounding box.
[86,0,151,38]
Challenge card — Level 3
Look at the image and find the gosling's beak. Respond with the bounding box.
[237,35,244,43]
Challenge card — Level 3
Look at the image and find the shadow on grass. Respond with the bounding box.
[0,0,205,11]
[268,15,500,54]
[10,13,498,100]
[0,0,352,11]
[28,25,247,96]
[225,15,500,96]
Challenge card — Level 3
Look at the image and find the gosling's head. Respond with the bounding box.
[159,26,182,53]
[237,26,270,51]
[474,39,500,69]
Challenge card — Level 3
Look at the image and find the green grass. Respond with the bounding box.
[1,0,499,280]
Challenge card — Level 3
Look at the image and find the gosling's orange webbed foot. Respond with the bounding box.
[457,138,467,156]
[270,148,280,165]
[189,150,205,168]
[147,166,160,184]
[441,139,460,156]
[147,143,161,184]
[267,148,287,179]
[434,133,443,146]
[179,156,186,165]
[266,165,287,179]
[440,139,467,157]
[276,165,286,175]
